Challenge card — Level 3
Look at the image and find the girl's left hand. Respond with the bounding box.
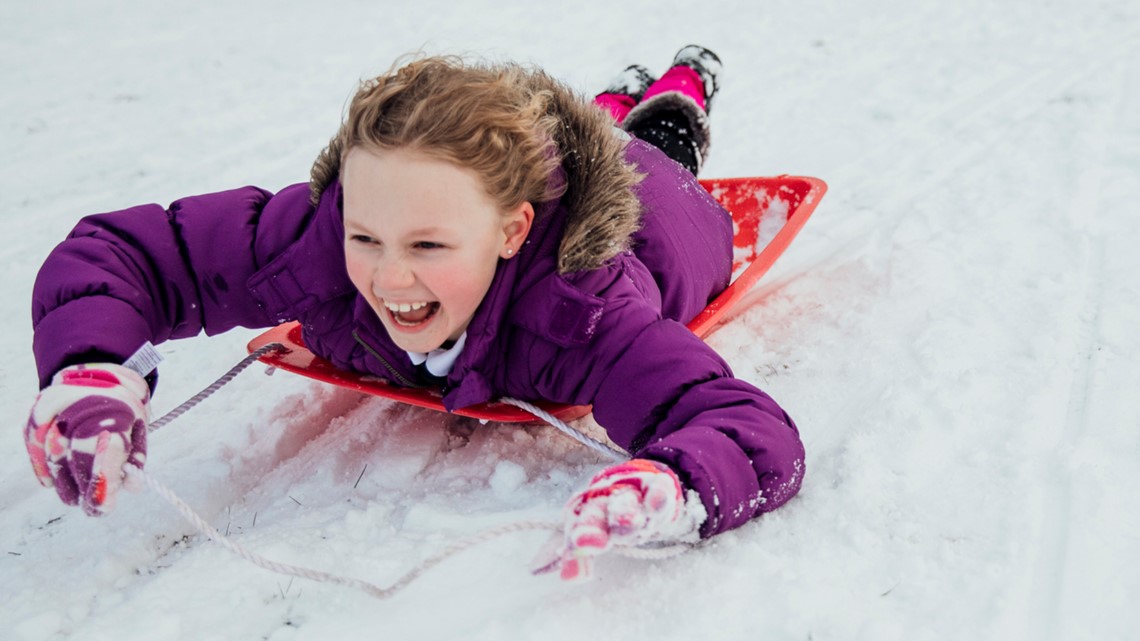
[534,459,705,580]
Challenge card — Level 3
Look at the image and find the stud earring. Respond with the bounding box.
[506,249,514,256]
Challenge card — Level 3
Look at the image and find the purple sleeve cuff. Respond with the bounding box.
[638,418,805,538]
[33,295,154,389]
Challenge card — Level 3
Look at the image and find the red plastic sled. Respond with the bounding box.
[248,175,827,422]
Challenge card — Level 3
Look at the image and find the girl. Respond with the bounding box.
[26,46,805,580]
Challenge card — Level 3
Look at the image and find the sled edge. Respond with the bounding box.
[687,175,827,338]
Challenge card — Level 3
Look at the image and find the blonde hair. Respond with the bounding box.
[311,56,567,211]
[310,55,644,273]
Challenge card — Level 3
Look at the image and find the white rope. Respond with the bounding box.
[612,542,695,560]
[130,351,693,600]
[128,465,565,599]
[499,397,629,462]
[148,344,284,432]
[131,465,691,599]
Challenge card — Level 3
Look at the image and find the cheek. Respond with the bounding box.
[344,249,372,294]
[425,254,490,304]
[452,255,499,305]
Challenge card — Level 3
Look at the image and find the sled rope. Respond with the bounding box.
[499,397,629,462]
[147,344,285,432]
[129,463,560,598]
[133,465,688,599]
[136,346,689,600]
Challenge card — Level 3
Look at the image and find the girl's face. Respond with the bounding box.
[342,147,533,354]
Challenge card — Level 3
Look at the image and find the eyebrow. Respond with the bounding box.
[343,220,451,237]
[403,226,448,236]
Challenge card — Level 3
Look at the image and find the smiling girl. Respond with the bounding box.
[341,147,529,357]
[26,47,804,579]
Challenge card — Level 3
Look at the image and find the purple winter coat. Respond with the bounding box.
[32,138,805,537]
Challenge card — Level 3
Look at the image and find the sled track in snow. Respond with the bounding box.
[1024,51,1129,641]
[1029,234,1106,641]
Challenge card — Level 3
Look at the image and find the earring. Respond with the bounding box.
[506,249,515,256]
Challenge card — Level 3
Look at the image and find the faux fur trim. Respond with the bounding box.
[621,92,710,173]
[538,78,645,273]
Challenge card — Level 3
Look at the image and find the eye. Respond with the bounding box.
[413,241,445,250]
[349,234,378,245]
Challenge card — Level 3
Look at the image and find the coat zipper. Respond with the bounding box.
[351,329,422,389]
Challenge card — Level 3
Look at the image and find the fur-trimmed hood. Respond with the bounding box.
[534,75,644,273]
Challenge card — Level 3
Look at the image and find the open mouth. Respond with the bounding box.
[384,301,440,328]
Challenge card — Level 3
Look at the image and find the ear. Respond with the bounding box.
[501,201,535,258]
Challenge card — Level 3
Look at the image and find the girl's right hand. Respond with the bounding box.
[24,363,150,516]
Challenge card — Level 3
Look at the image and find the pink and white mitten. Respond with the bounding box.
[25,363,150,516]
[535,459,705,580]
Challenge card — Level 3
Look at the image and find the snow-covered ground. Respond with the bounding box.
[2,1,1138,639]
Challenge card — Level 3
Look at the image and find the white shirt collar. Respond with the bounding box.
[406,332,467,378]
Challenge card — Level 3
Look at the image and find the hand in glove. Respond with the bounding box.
[535,459,705,580]
[25,363,150,516]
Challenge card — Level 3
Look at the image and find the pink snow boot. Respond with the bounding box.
[642,44,722,112]
[622,45,723,173]
[594,64,657,124]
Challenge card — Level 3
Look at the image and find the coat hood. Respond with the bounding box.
[534,74,644,273]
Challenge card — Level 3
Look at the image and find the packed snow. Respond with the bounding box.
[2,0,1138,639]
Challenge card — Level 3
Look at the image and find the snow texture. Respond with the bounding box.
[2,1,1139,639]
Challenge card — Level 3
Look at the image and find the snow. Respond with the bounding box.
[2,0,1139,639]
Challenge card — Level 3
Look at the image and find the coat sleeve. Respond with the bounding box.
[31,183,316,389]
[522,259,805,538]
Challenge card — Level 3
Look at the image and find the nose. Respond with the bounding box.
[373,253,415,291]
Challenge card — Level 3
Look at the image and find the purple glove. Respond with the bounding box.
[534,459,705,580]
[25,363,150,516]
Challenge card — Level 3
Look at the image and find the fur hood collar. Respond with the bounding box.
[539,78,644,273]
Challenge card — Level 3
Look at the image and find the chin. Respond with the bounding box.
[393,326,454,354]
[384,330,441,354]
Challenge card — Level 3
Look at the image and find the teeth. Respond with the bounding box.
[383,301,430,313]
